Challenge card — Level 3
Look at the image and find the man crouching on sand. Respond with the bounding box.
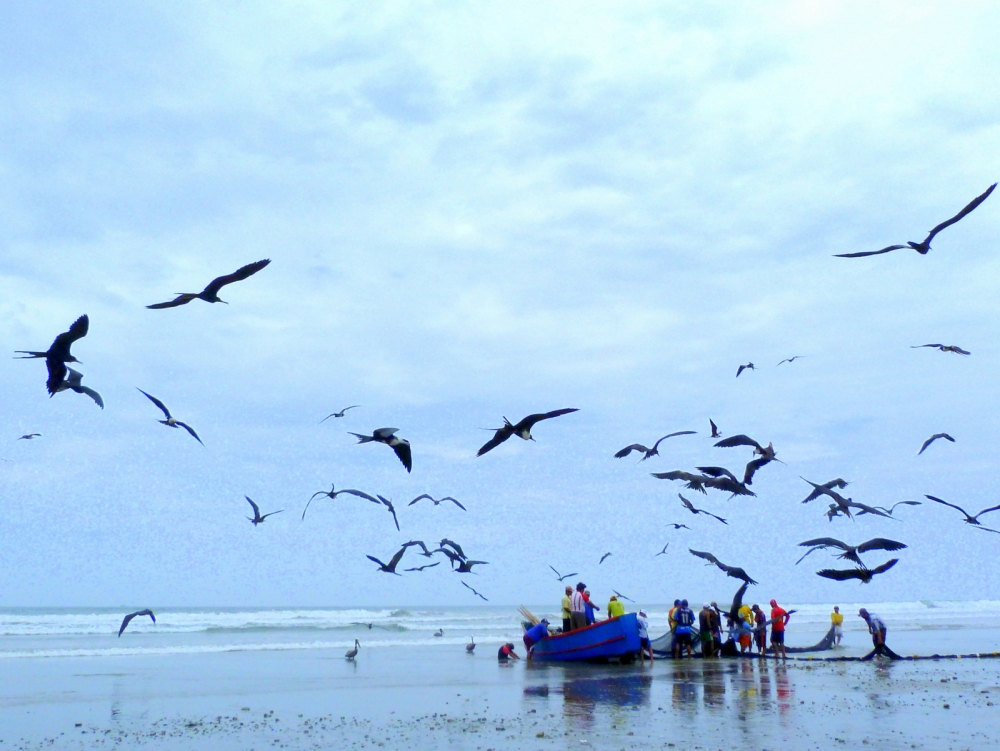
[859,608,901,660]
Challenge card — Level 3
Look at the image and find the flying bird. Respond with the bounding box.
[689,549,757,585]
[654,543,670,557]
[146,259,271,308]
[664,523,691,530]
[345,639,360,660]
[835,183,996,258]
[375,495,401,531]
[599,552,612,565]
[911,343,970,356]
[366,544,412,575]
[880,500,922,516]
[408,494,467,511]
[709,419,721,439]
[245,496,283,526]
[612,590,634,602]
[777,356,804,366]
[137,389,203,445]
[16,314,89,395]
[453,558,489,574]
[118,609,156,637]
[349,428,411,472]
[53,368,104,408]
[918,433,955,455]
[438,539,467,560]
[18,434,40,440]
[678,493,727,524]
[795,537,907,566]
[476,408,579,456]
[924,494,1000,532]
[714,434,777,485]
[404,562,441,572]
[548,565,578,582]
[614,431,696,461]
[302,485,382,520]
[800,477,850,504]
[651,470,755,497]
[462,581,488,601]
[320,406,359,422]
[736,363,755,377]
[817,559,899,583]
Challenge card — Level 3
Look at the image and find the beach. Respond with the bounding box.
[2,603,1000,750]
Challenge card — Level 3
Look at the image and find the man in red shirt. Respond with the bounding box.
[769,599,791,661]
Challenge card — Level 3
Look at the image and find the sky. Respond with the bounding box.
[2,1,1000,609]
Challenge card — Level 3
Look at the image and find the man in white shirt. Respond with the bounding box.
[859,608,899,660]
[570,583,588,631]
[636,610,654,663]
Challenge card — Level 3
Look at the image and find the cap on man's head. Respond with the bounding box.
[540,619,549,624]
[639,611,647,616]
[703,603,710,609]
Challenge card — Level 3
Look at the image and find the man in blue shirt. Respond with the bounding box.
[673,600,695,658]
[523,619,550,660]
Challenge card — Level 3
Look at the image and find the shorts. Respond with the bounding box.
[700,630,714,643]
[640,637,651,648]
[675,632,693,647]
[833,625,843,636]
[738,634,751,648]
[771,630,785,645]
[523,635,535,650]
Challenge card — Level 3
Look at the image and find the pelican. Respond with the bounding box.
[245,496,283,526]
[689,549,757,585]
[345,639,360,660]
[320,406,359,422]
[918,433,955,455]
[349,428,411,472]
[466,636,476,652]
[146,259,271,308]
[817,559,899,583]
[925,495,1000,533]
[434,629,444,637]
[16,314,89,395]
[836,183,996,258]
[614,430,696,461]
[476,408,579,456]
[53,369,104,408]
[118,609,155,637]
[911,343,970,355]
[408,494,467,511]
[137,389,203,445]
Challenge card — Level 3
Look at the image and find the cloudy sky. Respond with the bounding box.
[2,1,999,608]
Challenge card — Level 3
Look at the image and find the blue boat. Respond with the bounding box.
[527,613,642,662]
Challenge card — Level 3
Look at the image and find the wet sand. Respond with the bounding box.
[3,643,1000,750]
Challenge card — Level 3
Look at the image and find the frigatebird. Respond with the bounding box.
[137,389,203,445]
[349,428,411,472]
[453,558,488,574]
[408,494,467,510]
[665,523,691,530]
[911,343,970,355]
[53,368,104,408]
[736,363,755,377]
[366,544,411,574]
[777,356,804,366]
[462,581,488,601]
[476,408,578,456]
[375,495,401,531]
[438,539,467,560]
[302,485,382,520]
[654,543,670,557]
[800,477,850,504]
[16,314,89,395]
[612,589,634,602]
[918,433,955,455]
[925,494,1000,533]
[245,496,283,526]
[404,562,441,572]
[714,434,777,485]
[599,552,612,565]
[614,431,696,461]
[689,549,757,585]
[817,559,899,583]
[18,434,40,440]
[549,565,577,582]
[320,406,359,422]
[678,493,727,524]
[118,609,156,637]
[835,183,996,258]
[709,419,721,438]
[795,537,907,566]
[651,470,755,497]
[146,259,271,308]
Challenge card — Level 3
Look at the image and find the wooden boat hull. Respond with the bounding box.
[529,613,642,662]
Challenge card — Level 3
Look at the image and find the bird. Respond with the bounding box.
[614,431,696,461]
[118,609,155,637]
[301,485,382,520]
[777,356,804,366]
[137,389,203,445]
[16,314,89,395]
[924,495,1000,532]
[880,500,923,516]
[375,495,401,531]
[736,363,755,377]
[407,494,467,511]
[349,428,412,472]
[462,582,488,601]
[345,639,360,660]
[709,419,721,439]
[678,493,727,524]
[817,559,899,583]
[800,477,850,504]
[146,259,271,308]
[664,523,691,530]
[911,343,971,356]
[918,433,955,455]
[713,434,777,485]
[245,496,283,526]
[466,636,476,652]
[320,406,359,422]
[476,408,579,456]
[689,549,757,585]
[366,544,412,575]
[549,565,578,582]
[612,590,634,602]
[18,434,41,440]
[655,543,670,557]
[599,552,612,565]
[823,496,895,522]
[434,629,444,637]
[404,562,441,572]
[453,558,489,574]
[651,470,755,497]
[795,537,907,566]
[438,539,467,560]
[835,183,996,258]
[53,368,104,408]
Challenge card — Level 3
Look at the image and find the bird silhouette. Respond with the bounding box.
[800,477,851,504]
[709,419,721,438]
[118,609,155,637]
[302,485,382,520]
[612,589,634,602]
[614,431,696,461]
[777,356,804,366]
[462,581,488,601]
[548,565,578,582]
[654,543,670,557]
[664,523,691,530]
[349,428,411,472]
[137,389,203,445]
[795,537,907,566]
[408,494,467,510]
[375,495,401,531]
[736,363,755,377]
[689,549,757,585]
[404,562,441,572]
[817,559,899,583]
[651,470,755,497]
[678,493,727,524]
[466,636,476,652]
[16,314,89,395]
[925,495,1000,533]
[713,434,777,485]
[599,552,612,565]
[53,368,104,408]
[345,639,360,660]
[453,558,489,574]
[320,406,359,422]
[911,343,970,355]
[835,183,996,258]
[476,408,579,456]
[366,544,412,574]
[245,496,283,526]
[18,434,40,440]
[918,433,955,455]
[146,259,271,308]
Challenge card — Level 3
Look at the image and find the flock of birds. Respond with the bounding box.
[14,180,1000,640]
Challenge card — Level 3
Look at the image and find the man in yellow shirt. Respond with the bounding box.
[560,586,573,633]
[607,594,625,619]
[831,606,844,646]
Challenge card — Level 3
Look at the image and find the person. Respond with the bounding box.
[752,604,767,656]
[831,606,844,646]
[607,594,625,619]
[737,602,753,654]
[673,600,695,658]
[560,586,573,633]
[523,619,550,660]
[668,599,680,631]
[637,610,654,662]
[497,642,520,662]
[584,590,601,625]
[709,601,723,654]
[858,608,900,660]
[570,583,589,631]
[699,604,715,658]
[769,599,790,661]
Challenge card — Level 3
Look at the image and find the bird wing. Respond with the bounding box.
[857,538,907,554]
[78,385,105,409]
[736,364,747,377]
[146,293,199,309]
[709,419,719,437]
[868,558,900,576]
[338,489,383,504]
[649,431,696,451]
[923,182,997,243]
[440,539,466,559]
[202,259,271,297]
[379,497,400,531]
[373,427,400,440]
[444,497,467,511]
[887,500,921,513]
[50,315,89,358]
[689,549,721,566]
[245,496,261,517]
[386,545,409,570]
[176,422,204,446]
[477,426,512,456]
[678,493,696,511]
[45,358,67,396]
[405,562,441,572]
[137,389,172,419]
[723,565,757,585]
[708,477,755,497]
[391,441,412,473]
[703,509,728,525]
[517,408,579,431]
[408,494,432,506]
[924,494,970,517]
[798,537,849,551]
[548,565,562,578]
[728,581,750,622]
[974,525,1000,535]
[794,547,825,566]
[714,434,763,450]
[816,568,863,581]
[614,444,648,458]
[697,466,738,482]
[599,552,612,564]
[834,245,908,258]
[974,503,1000,520]
[918,434,950,454]
[651,470,696,481]
[742,456,772,485]
[118,612,137,637]
[366,555,386,569]
[260,510,284,520]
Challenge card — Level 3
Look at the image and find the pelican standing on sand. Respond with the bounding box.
[466,636,476,652]
[345,639,360,660]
